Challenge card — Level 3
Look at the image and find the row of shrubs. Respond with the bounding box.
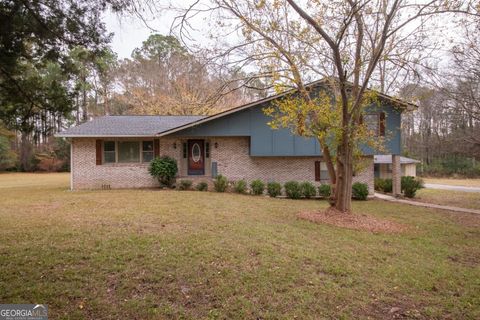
[374,176,424,198]
[150,157,370,200]
[177,175,370,200]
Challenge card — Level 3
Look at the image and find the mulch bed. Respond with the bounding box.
[297,207,406,233]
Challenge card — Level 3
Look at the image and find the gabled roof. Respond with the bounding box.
[157,78,418,137]
[56,115,206,137]
[374,155,421,164]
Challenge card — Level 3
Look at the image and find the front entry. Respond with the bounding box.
[188,139,205,175]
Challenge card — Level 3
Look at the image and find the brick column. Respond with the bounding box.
[392,154,401,197]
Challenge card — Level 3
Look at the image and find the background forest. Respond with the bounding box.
[1,0,479,177]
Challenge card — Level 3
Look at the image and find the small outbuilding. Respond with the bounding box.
[374,155,420,178]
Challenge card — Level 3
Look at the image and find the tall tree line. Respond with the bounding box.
[0,0,126,170]
[0,1,259,171]
[400,21,480,176]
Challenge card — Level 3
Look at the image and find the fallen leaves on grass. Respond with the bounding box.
[297,207,406,233]
[364,294,428,320]
[445,211,480,228]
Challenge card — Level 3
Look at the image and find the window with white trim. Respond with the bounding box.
[103,140,154,164]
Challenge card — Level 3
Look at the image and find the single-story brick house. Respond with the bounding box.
[374,155,420,178]
[57,80,415,194]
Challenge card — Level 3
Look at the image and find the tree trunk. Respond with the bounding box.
[75,95,80,125]
[82,72,88,122]
[20,132,33,172]
[334,139,354,212]
[57,115,62,132]
[104,87,109,115]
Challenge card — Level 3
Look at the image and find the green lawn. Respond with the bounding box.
[416,189,480,210]
[0,173,479,319]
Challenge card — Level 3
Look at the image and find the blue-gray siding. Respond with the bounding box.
[173,103,402,156]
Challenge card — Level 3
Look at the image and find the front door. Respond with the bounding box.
[188,139,205,175]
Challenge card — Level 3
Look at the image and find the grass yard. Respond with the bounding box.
[423,177,480,188]
[416,189,480,210]
[0,173,479,319]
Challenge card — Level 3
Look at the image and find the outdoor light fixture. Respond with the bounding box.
[214,142,218,148]
[173,142,177,149]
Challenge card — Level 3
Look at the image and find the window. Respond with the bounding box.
[320,162,329,183]
[364,113,379,135]
[102,140,156,164]
[191,143,201,162]
[103,141,116,163]
[142,141,154,162]
[205,142,210,158]
[118,141,140,163]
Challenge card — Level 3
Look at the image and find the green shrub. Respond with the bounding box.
[149,156,178,188]
[213,175,228,192]
[374,178,392,193]
[195,181,208,191]
[352,182,369,200]
[267,182,282,197]
[284,181,301,199]
[250,179,265,195]
[383,178,393,193]
[318,184,331,198]
[300,181,316,199]
[177,179,192,190]
[401,176,424,198]
[233,180,247,194]
[374,178,385,191]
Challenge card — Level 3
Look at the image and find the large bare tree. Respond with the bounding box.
[170,0,477,212]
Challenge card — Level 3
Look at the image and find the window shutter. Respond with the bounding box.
[314,161,321,181]
[379,112,386,136]
[95,140,102,165]
[154,139,160,157]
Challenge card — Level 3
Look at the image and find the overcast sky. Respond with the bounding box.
[103,3,458,72]
[103,10,175,59]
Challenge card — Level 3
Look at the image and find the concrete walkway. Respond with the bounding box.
[424,183,480,193]
[374,192,480,215]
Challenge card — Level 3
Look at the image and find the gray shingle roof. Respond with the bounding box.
[56,115,206,137]
[374,155,420,164]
